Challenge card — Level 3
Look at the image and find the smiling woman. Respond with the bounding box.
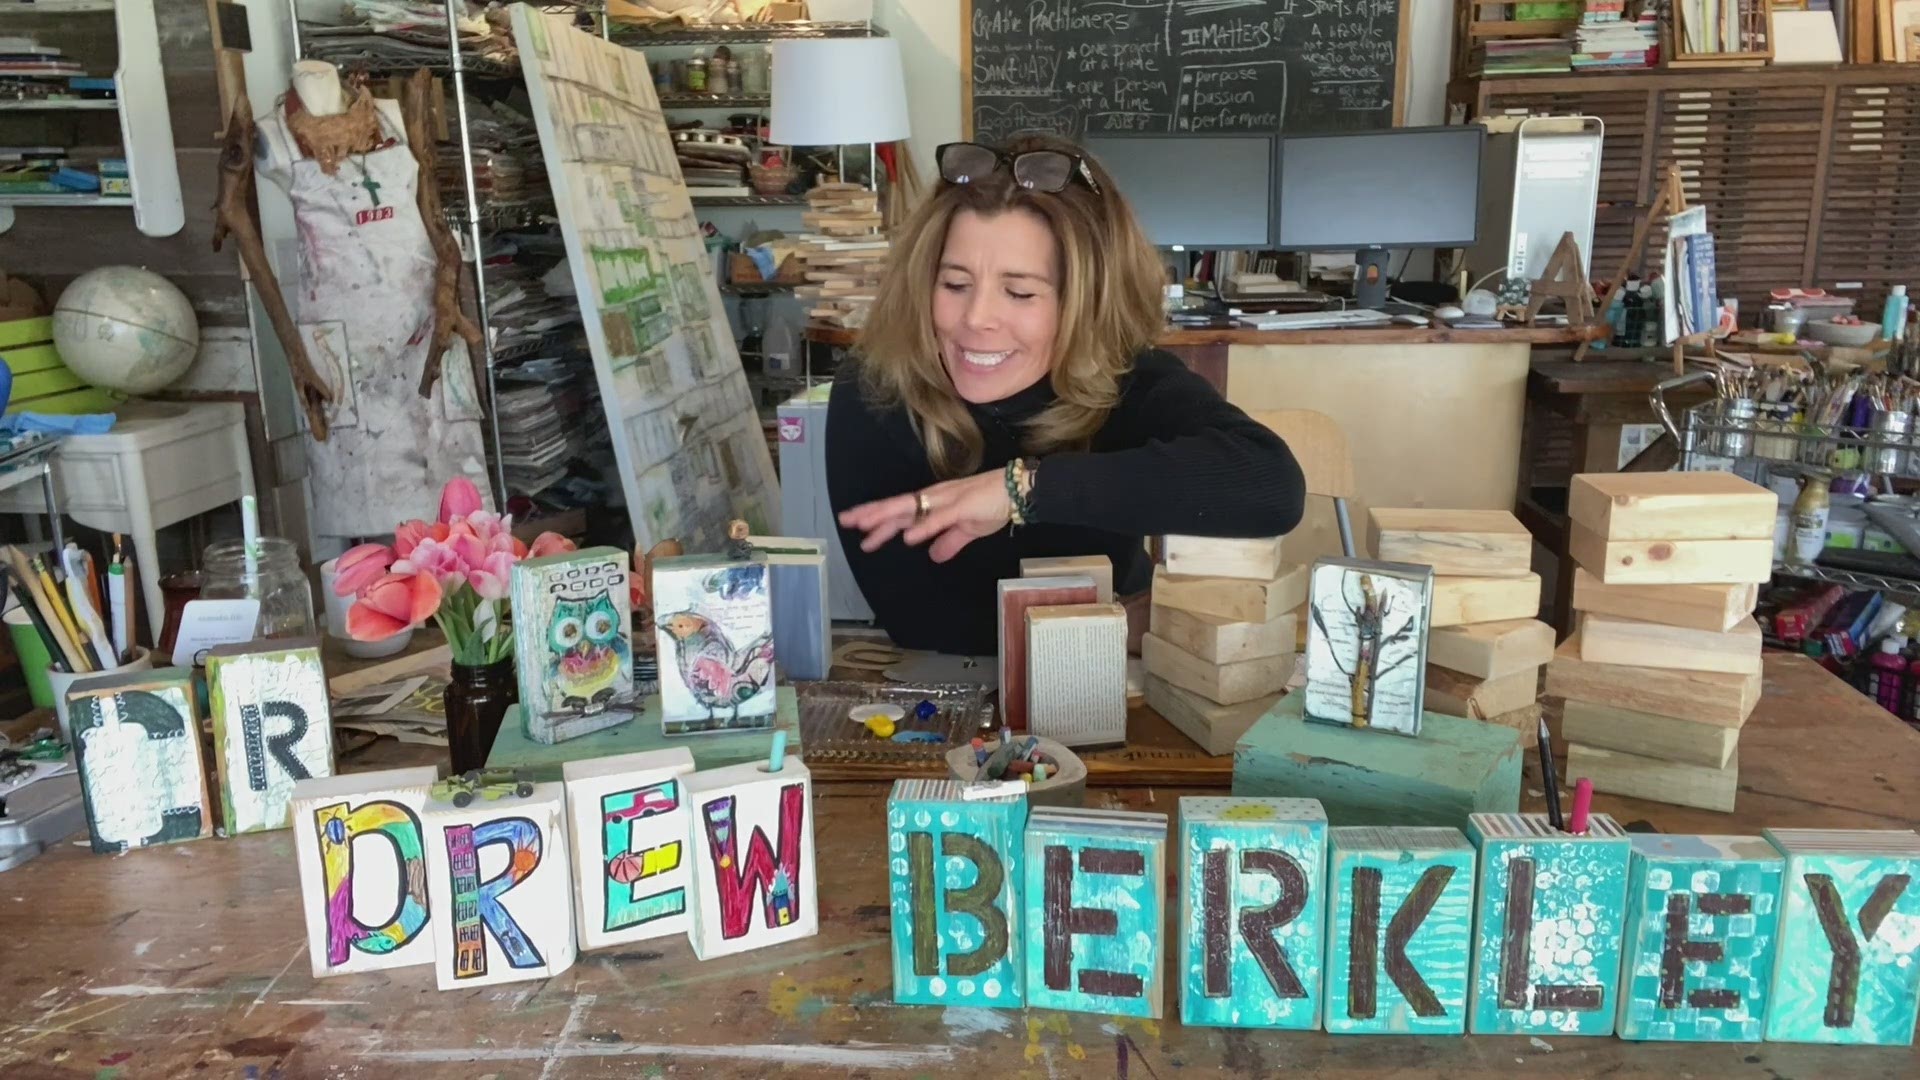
[827,135,1306,656]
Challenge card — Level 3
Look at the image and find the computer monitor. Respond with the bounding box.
[1081,134,1276,249]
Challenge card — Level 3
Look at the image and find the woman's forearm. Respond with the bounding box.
[1032,428,1306,538]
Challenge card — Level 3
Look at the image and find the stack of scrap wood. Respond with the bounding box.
[795,183,887,329]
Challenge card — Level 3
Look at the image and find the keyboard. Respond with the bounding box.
[1236,308,1394,331]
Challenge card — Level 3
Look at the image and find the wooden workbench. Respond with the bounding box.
[1,652,1914,1077]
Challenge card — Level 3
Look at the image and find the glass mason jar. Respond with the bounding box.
[199,537,317,640]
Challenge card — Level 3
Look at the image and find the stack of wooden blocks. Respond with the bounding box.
[1367,509,1548,733]
[1142,536,1304,754]
[1545,472,1778,813]
[795,183,888,328]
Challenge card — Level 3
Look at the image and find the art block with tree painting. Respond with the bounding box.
[1303,558,1433,736]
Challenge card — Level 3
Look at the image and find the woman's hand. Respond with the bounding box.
[837,470,1011,563]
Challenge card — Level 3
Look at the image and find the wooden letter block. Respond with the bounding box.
[1578,612,1761,676]
[1179,797,1327,1029]
[1022,807,1168,1018]
[1560,698,1740,769]
[1569,524,1773,585]
[1021,553,1114,603]
[998,575,1098,732]
[1153,563,1307,624]
[1143,632,1293,706]
[1572,568,1757,632]
[67,666,212,854]
[1428,619,1554,680]
[1150,603,1294,664]
[888,779,1028,1007]
[1325,826,1477,1035]
[207,640,335,835]
[1028,603,1127,747]
[1618,835,1784,1042]
[1424,665,1539,722]
[513,547,634,743]
[653,554,778,735]
[291,766,438,978]
[1467,812,1632,1036]
[1430,574,1541,627]
[1367,508,1532,577]
[562,747,697,952]
[423,781,576,989]
[1763,828,1920,1045]
[1568,743,1739,813]
[1162,535,1285,581]
[1570,472,1778,541]
[1546,635,1760,727]
[752,537,831,682]
[1145,674,1279,756]
[684,756,818,960]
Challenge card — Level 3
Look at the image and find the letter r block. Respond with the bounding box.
[887,780,1027,1007]
[1325,826,1476,1035]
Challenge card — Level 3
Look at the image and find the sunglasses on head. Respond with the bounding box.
[935,141,1102,195]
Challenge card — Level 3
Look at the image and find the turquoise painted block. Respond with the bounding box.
[1022,807,1168,1018]
[887,779,1027,1008]
[486,691,800,781]
[1763,828,1920,1045]
[1325,826,1476,1035]
[1178,797,1328,1029]
[1467,813,1631,1036]
[1618,835,1784,1042]
[1233,693,1522,828]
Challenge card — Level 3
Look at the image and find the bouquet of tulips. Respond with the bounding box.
[331,477,576,665]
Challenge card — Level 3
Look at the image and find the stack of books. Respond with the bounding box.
[1573,4,1660,68]
[1477,36,1574,74]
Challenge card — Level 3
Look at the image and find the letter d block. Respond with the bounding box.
[1468,812,1631,1036]
[1618,835,1784,1042]
[1325,826,1476,1035]
[1763,828,1920,1045]
[1023,807,1168,1018]
[1179,797,1327,1029]
[888,779,1027,1007]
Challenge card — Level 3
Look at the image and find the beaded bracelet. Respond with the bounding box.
[1004,457,1037,528]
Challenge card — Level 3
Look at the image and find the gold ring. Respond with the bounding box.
[915,491,932,522]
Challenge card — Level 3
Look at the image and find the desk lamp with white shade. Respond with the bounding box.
[768,37,911,189]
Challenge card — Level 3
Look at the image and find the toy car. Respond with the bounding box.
[433,769,536,808]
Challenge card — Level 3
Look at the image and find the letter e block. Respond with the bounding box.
[1023,807,1168,1018]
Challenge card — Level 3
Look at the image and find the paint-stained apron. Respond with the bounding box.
[277,107,489,539]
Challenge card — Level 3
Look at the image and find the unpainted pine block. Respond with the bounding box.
[1022,807,1168,1018]
[1428,619,1554,680]
[1569,471,1778,542]
[1545,635,1760,728]
[423,781,577,989]
[1325,826,1477,1035]
[562,748,697,952]
[207,639,336,835]
[1367,508,1532,578]
[1150,603,1295,665]
[1568,743,1739,813]
[1162,535,1286,581]
[1144,674,1279,757]
[291,766,438,978]
[1569,524,1774,585]
[1424,665,1539,722]
[1618,834,1784,1042]
[1021,553,1115,602]
[1233,695,1524,828]
[512,547,634,743]
[1762,828,1920,1045]
[1467,812,1632,1037]
[888,779,1028,1007]
[1027,603,1128,748]
[1571,568,1757,633]
[998,575,1099,732]
[1578,612,1762,676]
[1143,632,1293,706]
[1560,697,1740,769]
[1429,574,1541,628]
[1486,702,1546,738]
[1179,797,1327,1029]
[1152,563,1308,624]
[67,666,213,854]
[684,756,818,960]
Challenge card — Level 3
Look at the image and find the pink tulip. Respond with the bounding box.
[332,543,393,597]
[466,550,516,601]
[347,571,442,641]
[529,532,576,558]
[438,477,484,524]
[394,519,432,558]
[395,537,468,593]
[447,528,493,576]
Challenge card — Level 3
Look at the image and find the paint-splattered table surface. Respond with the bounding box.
[2,652,1916,1079]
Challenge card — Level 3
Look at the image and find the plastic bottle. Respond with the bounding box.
[1870,636,1909,713]
[1787,472,1831,566]
[687,51,708,92]
[1885,284,1910,343]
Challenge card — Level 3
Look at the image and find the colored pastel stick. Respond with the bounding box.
[888,779,1028,1007]
[1325,826,1477,1035]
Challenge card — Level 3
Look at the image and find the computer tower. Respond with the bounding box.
[1467,116,1604,284]
[776,384,875,622]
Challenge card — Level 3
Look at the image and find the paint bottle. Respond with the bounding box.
[687,51,708,92]
[1787,473,1830,566]
[1869,635,1909,715]
[1885,284,1910,343]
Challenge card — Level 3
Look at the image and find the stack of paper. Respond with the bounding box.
[1476,36,1574,74]
[1574,7,1660,67]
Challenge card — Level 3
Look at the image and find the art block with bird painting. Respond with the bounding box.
[512,547,635,745]
[652,553,778,735]
[1303,558,1433,737]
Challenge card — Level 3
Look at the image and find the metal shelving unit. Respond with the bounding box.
[658,92,770,108]
[690,193,806,207]
[608,19,879,46]
[0,99,118,111]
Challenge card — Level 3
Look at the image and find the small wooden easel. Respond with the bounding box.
[1580,164,1715,373]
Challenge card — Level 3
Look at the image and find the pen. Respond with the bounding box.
[1538,714,1564,832]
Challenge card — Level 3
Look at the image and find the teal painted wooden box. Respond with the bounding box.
[486,690,800,781]
[1178,796,1327,1029]
[1467,812,1631,1037]
[1233,694,1522,829]
[1022,807,1168,1018]
[1325,826,1476,1035]
[1763,828,1920,1045]
[1618,834,1784,1042]
[887,779,1028,1008]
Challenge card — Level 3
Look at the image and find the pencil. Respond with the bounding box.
[1538,714,1564,831]
[7,547,86,673]
[34,554,98,671]
[3,568,68,674]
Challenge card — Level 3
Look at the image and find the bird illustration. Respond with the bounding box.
[546,589,630,712]
[655,610,775,724]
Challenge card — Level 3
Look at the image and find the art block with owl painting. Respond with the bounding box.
[511,547,635,745]
[652,552,778,735]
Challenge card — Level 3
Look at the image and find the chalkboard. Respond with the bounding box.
[964,0,1408,146]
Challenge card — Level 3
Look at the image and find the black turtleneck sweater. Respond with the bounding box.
[826,349,1307,655]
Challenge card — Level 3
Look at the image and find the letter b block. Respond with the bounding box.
[888,780,1028,1007]
[1763,828,1920,1045]
[1468,812,1631,1036]
[1325,826,1476,1035]
[1178,797,1327,1029]
[1023,807,1168,1018]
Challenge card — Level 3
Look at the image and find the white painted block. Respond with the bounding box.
[290,767,439,978]
[207,640,336,834]
[423,781,577,989]
[563,748,698,951]
[684,756,819,960]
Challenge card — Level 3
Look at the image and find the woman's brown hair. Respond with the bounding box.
[855,135,1166,479]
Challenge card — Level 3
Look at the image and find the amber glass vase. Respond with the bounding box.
[445,657,516,775]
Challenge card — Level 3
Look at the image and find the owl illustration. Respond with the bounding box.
[546,589,630,712]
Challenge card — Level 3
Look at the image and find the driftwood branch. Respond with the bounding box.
[400,69,484,399]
